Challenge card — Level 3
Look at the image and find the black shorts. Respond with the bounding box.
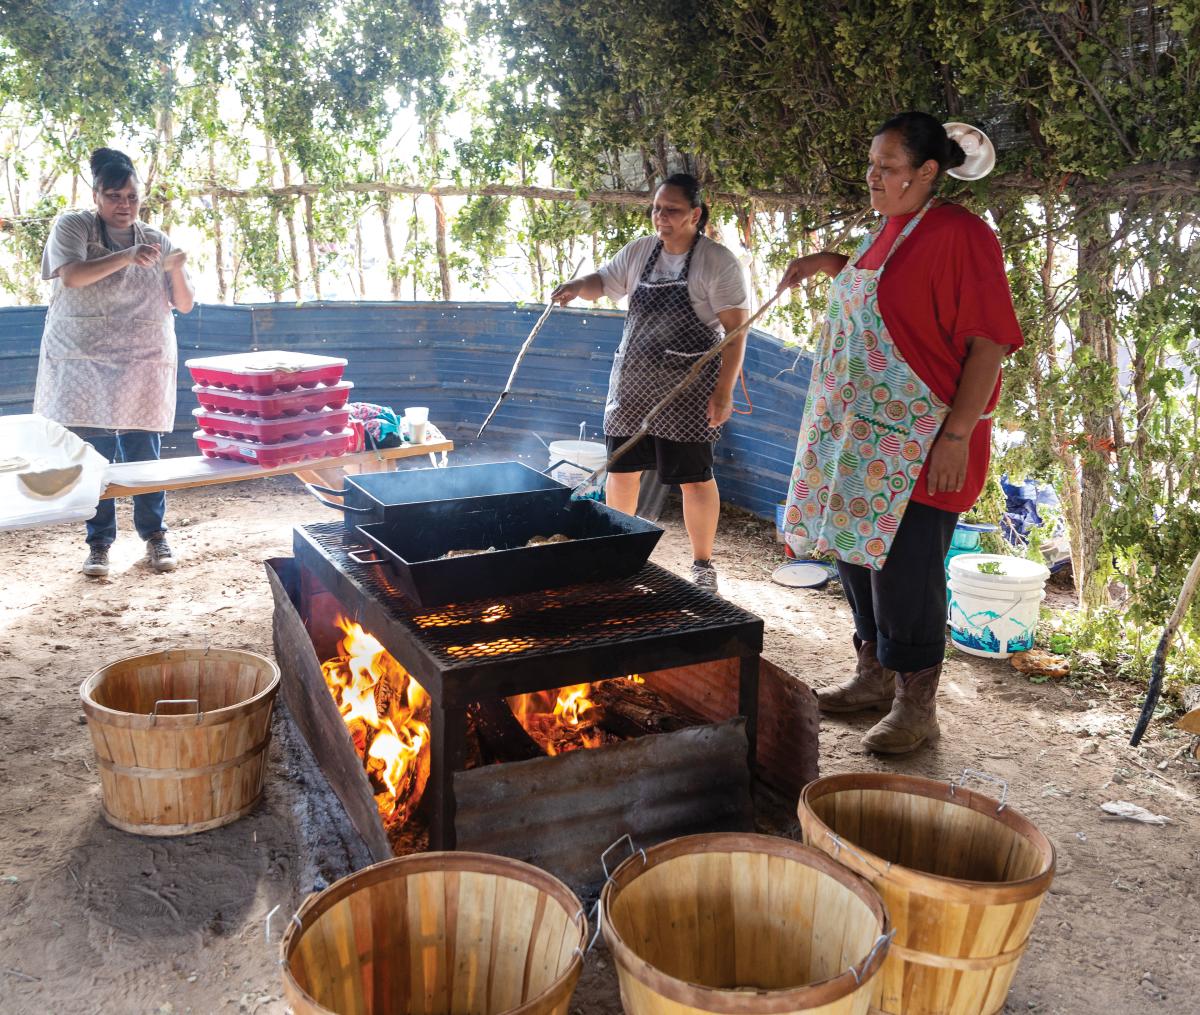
[605,434,714,485]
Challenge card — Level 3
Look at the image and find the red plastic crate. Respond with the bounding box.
[192,406,351,444]
[192,428,353,467]
[185,351,347,393]
[191,380,354,418]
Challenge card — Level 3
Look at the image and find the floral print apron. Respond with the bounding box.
[603,235,722,443]
[34,214,178,432]
[783,200,949,570]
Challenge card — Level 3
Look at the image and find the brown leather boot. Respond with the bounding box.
[861,664,941,754]
[816,639,896,713]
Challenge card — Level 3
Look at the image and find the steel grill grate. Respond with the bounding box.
[301,521,760,667]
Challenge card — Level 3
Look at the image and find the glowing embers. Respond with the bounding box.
[321,618,430,826]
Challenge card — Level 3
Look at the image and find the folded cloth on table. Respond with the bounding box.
[349,402,403,448]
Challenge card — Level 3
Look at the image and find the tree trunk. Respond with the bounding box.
[377,164,401,301]
[1075,210,1118,610]
[280,159,303,301]
[355,219,366,298]
[425,125,453,301]
[302,183,322,301]
[209,148,227,303]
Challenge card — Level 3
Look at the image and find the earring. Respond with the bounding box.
[902,180,911,189]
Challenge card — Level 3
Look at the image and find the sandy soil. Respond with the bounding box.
[1,465,1197,1015]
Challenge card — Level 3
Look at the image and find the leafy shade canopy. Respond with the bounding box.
[0,0,449,172]
[471,1,1199,206]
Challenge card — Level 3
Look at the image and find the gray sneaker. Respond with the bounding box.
[690,561,719,593]
[146,534,177,573]
[82,545,110,577]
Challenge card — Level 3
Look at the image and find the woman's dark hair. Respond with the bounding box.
[90,147,138,191]
[874,112,966,176]
[660,172,710,232]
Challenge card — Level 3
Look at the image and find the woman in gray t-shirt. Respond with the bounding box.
[552,174,749,594]
[34,147,195,578]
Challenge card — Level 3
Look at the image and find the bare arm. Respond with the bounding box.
[164,250,196,313]
[58,243,160,288]
[778,252,849,290]
[925,337,1009,494]
[550,272,605,304]
[708,307,750,426]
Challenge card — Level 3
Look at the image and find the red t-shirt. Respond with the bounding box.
[855,203,1023,514]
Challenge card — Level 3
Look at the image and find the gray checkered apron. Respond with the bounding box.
[602,236,722,444]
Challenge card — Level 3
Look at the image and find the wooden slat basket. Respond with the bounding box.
[600,832,892,1015]
[798,772,1056,1015]
[281,852,587,1015]
[80,647,279,835]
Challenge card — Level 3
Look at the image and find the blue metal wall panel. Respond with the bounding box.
[0,301,811,519]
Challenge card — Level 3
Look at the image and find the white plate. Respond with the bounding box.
[771,561,832,589]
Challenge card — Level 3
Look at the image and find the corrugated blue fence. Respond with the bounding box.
[0,301,812,520]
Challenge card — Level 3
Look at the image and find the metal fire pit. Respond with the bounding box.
[306,460,570,528]
[352,497,663,607]
[288,521,765,855]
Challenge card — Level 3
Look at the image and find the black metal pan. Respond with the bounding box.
[349,497,663,607]
[305,460,573,528]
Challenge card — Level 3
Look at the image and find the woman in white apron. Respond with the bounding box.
[550,174,750,593]
[777,113,1023,753]
[34,147,195,578]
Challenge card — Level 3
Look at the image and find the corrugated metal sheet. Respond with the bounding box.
[454,718,752,895]
[0,301,812,519]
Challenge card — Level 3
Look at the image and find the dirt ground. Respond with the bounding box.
[1,459,1197,1015]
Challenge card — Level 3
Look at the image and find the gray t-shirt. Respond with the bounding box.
[41,210,177,299]
[598,234,750,331]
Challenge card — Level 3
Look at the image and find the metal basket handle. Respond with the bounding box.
[951,768,1010,812]
[347,548,387,566]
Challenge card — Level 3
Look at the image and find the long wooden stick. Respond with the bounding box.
[580,287,786,490]
[477,259,584,438]
[1130,547,1200,746]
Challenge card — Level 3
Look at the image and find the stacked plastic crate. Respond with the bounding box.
[187,351,354,467]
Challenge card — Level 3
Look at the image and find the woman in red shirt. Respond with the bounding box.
[778,112,1023,754]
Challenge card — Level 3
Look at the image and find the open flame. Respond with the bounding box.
[552,685,595,726]
[321,617,430,826]
[508,674,642,755]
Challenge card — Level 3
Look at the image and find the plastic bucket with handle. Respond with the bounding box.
[547,439,607,501]
[948,553,1049,658]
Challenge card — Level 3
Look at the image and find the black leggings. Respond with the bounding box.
[836,501,959,671]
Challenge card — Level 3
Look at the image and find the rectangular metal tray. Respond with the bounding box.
[308,460,573,528]
[352,497,664,606]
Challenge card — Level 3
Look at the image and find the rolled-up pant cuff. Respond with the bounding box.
[850,613,878,647]
[877,635,945,673]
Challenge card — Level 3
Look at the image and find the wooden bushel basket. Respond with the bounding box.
[80,647,279,835]
[280,852,588,1015]
[798,772,1056,1015]
[600,833,892,1015]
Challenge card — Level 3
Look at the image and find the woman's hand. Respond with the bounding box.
[925,432,970,494]
[127,243,161,268]
[708,389,734,427]
[162,249,187,272]
[550,279,584,305]
[777,252,843,291]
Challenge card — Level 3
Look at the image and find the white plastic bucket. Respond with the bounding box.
[948,553,1050,659]
[547,439,607,501]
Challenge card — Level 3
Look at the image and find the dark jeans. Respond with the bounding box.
[837,501,959,672]
[73,428,166,547]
